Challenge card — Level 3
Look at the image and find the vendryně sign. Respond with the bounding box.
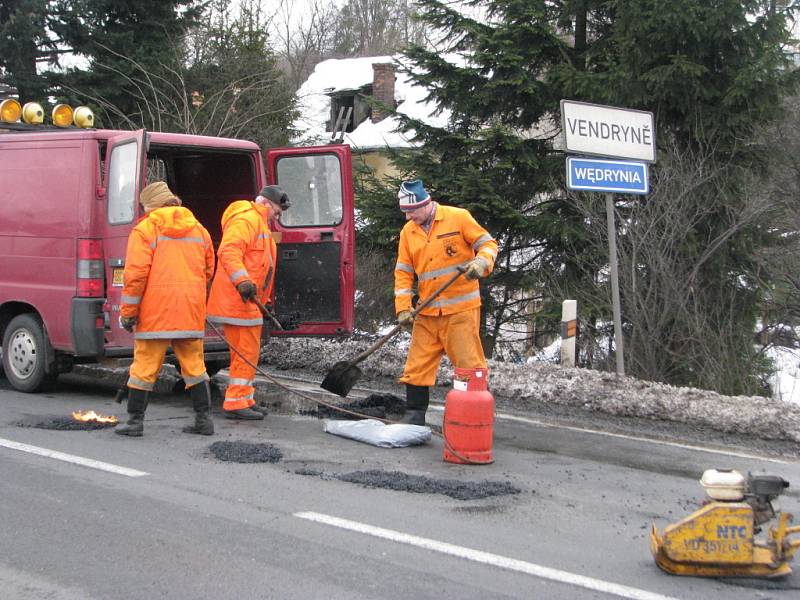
[566,157,649,195]
[560,100,657,378]
[561,100,655,163]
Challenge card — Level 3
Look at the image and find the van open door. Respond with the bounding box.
[264,145,355,336]
[101,129,147,352]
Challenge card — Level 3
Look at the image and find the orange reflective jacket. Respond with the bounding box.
[394,204,498,317]
[121,206,214,339]
[207,201,276,326]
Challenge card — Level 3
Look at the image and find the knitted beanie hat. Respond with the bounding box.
[398,179,431,211]
[140,181,180,212]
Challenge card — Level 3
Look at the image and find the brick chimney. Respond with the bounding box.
[371,62,396,123]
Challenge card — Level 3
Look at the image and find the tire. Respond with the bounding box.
[1,313,55,393]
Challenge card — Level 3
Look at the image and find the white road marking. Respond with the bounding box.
[295,511,680,600]
[0,437,149,477]
[427,405,788,464]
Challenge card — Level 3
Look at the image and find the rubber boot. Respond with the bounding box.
[115,388,148,437]
[251,402,269,416]
[224,406,265,420]
[183,382,214,435]
[401,384,429,426]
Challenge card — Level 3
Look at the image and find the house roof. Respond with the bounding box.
[291,54,450,151]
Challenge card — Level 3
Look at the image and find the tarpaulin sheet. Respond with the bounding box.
[323,419,431,448]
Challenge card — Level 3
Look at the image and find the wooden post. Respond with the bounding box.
[560,299,577,367]
[605,192,625,376]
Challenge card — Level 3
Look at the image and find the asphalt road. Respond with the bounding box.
[1,374,799,600]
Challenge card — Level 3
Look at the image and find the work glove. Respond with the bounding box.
[236,280,257,302]
[397,310,414,332]
[463,257,488,280]
[120,316,137,332]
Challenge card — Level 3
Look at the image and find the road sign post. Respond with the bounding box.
[561,100,656,377]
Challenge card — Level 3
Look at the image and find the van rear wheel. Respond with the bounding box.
[2,314,56,393]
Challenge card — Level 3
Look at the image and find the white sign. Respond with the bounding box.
[561,100,656,163]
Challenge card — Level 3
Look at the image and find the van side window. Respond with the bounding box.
[107,141,139,224]
[276,154,343,227]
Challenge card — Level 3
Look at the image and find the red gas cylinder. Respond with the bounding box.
[443,367,494,464]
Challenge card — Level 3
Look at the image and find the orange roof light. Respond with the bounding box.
[52,104,74,127]
[0,98,22,123]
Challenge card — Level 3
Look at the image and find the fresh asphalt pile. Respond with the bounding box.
[302,392,405,420]
[262,338,800,445]
[294,468,522,500]
[209,441,283,463]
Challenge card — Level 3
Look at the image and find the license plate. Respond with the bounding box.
[112,268,124,287]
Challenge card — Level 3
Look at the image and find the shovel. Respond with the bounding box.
[252,297,283,330]
[320,268,465,397]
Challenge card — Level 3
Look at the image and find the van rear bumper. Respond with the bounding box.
[71,298,105,357]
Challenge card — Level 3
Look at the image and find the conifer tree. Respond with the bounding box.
[0,0,56,100]
[357,0,798,393]
[49,0,202,127]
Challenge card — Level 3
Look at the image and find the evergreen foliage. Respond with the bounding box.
[182,1,296,147]
[49,0,202,127]
[357,0,798,394]
[0,0,55,100]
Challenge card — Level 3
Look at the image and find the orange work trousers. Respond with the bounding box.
[221,323,262,411]
[128,338,208,391]
[399,307,487,387]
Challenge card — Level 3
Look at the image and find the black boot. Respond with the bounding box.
[183,382,214,435]
[401,384,429,426]
[115,388,148,437]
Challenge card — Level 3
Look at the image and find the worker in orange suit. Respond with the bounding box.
[207,185,290,419]
[116,181,216,437]
[394,179,498,426]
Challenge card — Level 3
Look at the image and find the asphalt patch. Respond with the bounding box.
[19,416,117,431]
[209,440,283,463]
[295,468,522,500]
[305,393,405,420]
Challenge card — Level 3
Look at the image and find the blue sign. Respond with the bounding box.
[566,157,649,195]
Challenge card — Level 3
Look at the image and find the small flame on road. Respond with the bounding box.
[72,410,119,424]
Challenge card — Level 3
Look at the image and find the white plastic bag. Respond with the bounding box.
[323,419,431,448]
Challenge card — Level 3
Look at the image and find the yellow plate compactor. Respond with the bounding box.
[651,470,800,577]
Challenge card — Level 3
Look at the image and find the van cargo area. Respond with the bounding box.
[0,126,354,392]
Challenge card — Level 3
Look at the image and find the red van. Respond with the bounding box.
[0,126,355,392]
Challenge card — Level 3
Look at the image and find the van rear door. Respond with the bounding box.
[264,145,355,335]
[102,129,146,351]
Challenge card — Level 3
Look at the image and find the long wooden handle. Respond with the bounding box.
[348,269,464,366]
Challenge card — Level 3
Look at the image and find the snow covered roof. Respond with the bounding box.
[291,54,449,151]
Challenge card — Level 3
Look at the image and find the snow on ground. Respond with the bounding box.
[768,345,800,406]
[264,337,800,444]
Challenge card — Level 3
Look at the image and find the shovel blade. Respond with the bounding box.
[320,361,363,398]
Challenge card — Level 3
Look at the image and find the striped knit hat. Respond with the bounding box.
[398,179,431,211]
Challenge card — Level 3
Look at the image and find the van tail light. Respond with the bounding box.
[77,239,104,297]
